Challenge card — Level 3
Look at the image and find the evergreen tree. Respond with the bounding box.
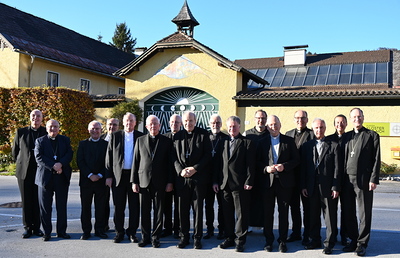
[110,22,136,54]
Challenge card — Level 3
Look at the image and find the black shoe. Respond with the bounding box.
[343,242,357,252]
[113,234,124,243]
[42,234,51,241]
[177,239,189,248]
[152,239,161,248]
[279,242,288,253]
[22,229,32,239]
[219,239,235,249]
[95,231,108,239]
[138,239,151,247]
[355,245,366,256]
[264,243,273,252]
[129,235,138,243]
[104,225,110,232]
[235,244,244,252]
[33,229,44,237]
[160,229,172,238]
[286,234,302,242]
[217,232,225,240]
[80,233,91,240]
[322,247,333,255]
[173,231,180,239]
[302,237,311,246]
[203,231,214,239]
[194,239,202,249]
[305,242,322,249]
[341,238,349,246]
[57,233,71,239]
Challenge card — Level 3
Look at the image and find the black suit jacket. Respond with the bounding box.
[216,134,255,191]
[285,127,314,149]
[77,138,108,187]
[301,138,342,197]
[12,126,47,180]
[256,134,300,189]
[105,130,145,187]
[343,127,380,190]
[173,127,212,189]
[34,135,73,188]
[131,134,174,190]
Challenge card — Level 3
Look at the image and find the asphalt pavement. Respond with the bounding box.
[1,173,400,258]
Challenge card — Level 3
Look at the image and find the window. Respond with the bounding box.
[118,88,125,94]
[47,71,59,87]
[80,79,90,93]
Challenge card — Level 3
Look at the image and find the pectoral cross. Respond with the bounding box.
[54,155,57,160]
[350,151,354,158]
[211,149,216,157]
[185,151,190,159]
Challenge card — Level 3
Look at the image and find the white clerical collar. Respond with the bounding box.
[271,133,280,140]
[90,137,100,142]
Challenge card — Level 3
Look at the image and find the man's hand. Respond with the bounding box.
[213,184,219,193]
[89,174,101,182]
[165,183,173,192]
[302,189,308,197]
[106,178,113,188]
[132,183,140,193]
[369,182,377,191]
[244,185,252,190]
[331,191,339,199]
[181,167,197,177]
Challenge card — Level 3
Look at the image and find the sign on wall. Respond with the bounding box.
[364,122,400,136]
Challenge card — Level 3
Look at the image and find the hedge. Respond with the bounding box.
[1,87,95,170]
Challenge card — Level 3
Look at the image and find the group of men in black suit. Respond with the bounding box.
[13,108,380,256]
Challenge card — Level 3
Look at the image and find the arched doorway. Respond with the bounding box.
[144,87,219,134]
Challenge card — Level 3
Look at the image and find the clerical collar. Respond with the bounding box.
[297,128,306,134]
[90,137,100,142]
[187,131,193,135]
[354,127,364,134]
[30,126,38,131]
[149,134,158,139]
[271,133,280,140]
[48,135,57,141]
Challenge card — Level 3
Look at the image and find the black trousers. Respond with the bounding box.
[163,190,179,233]
[342,174,374,247]
[112,171,139,236]
[204,182,225,233]
[176,179,205,240]
[80,182,108,234]
[140,185,165,241]
[288,187,310,238]
[38,174,69,235]
[17,164,40,231]
[263,179,292,244]
[308,184,338,248]
[221,187,250,245]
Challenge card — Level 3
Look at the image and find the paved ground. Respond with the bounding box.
[1,173,400,258]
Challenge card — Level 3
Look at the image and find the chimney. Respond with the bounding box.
[283,45,308,66]
[134,47,147,57]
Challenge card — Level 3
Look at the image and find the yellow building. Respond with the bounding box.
[118,2,400,166]
[0,3,133,97]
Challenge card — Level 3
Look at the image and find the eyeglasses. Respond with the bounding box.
[255,117,266,120]
[210,122,221,125]
[294,117,307,120]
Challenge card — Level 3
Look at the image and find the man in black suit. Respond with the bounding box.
[341,108,380,257]
[205,114,227,240]
[173,111,212,249]
[105,112,144,243]
[77,121,109,240]
[34,119,73,241]
[213,116,255,252]
[301,118,342,255]
[257,115,300,253]
[244,110,269,231]
[132,115,174,248]
[285,110,314,245]
[326,114,349,246]
[162,114,182,239]
[12,109,47,238]
[100,117,119,232]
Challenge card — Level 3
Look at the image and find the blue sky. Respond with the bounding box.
[2,0,399,61]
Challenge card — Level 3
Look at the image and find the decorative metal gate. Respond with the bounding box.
[144,87,219,134]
